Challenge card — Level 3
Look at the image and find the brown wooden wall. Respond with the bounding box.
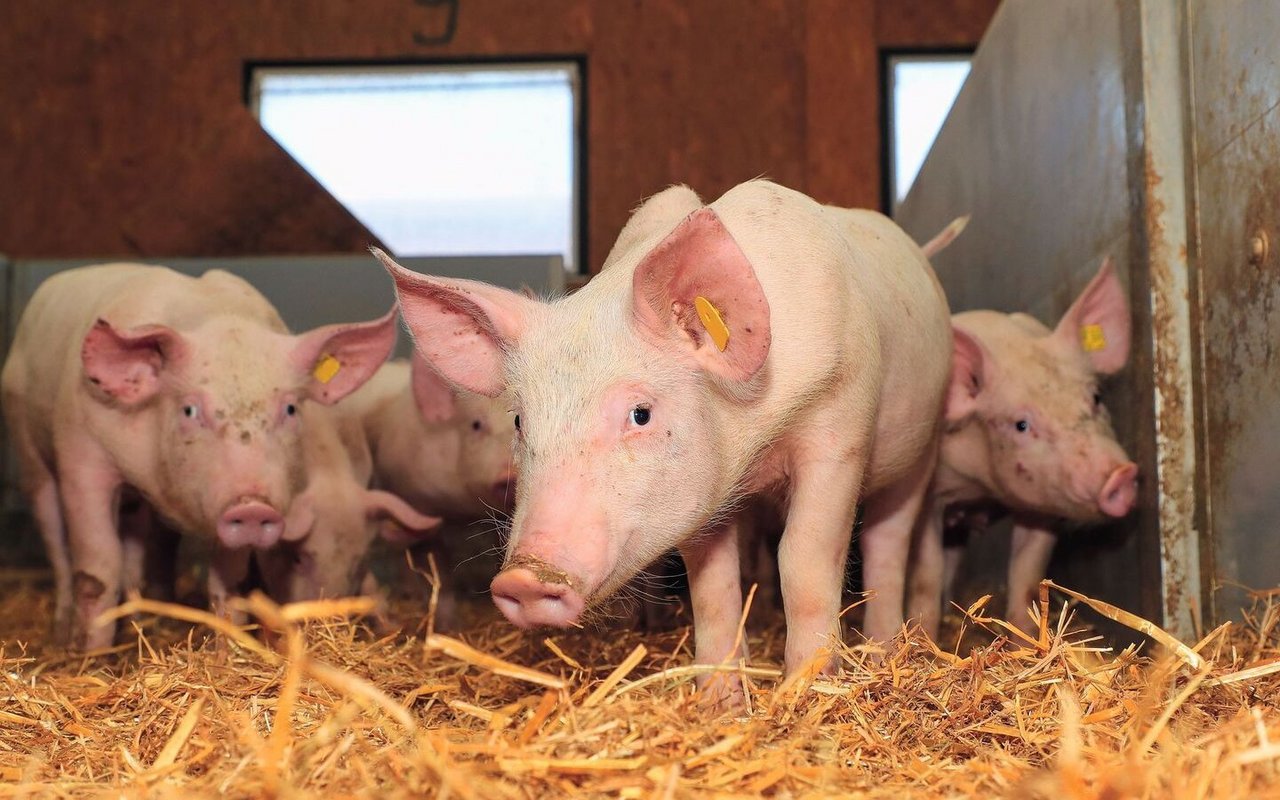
[0,0,998,271]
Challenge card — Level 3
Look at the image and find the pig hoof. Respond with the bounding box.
[695,673,748,711]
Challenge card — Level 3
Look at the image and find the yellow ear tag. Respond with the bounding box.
[313,355,341,384]
[694,296,730,352]
[1081,324,1107,353]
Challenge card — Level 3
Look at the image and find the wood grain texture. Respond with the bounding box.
[0,0,998,266]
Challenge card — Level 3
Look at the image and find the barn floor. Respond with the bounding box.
[2,566,1280,799]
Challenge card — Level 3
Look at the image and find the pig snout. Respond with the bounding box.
[217,500,285,549]
[490,558,584,629]
[1097,463,1138,517]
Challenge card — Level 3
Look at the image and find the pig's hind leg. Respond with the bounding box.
[56,448,126,652]
[7,399,75,643]
[858,444,939,645]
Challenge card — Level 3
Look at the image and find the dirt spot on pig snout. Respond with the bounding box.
[501,553,578,590]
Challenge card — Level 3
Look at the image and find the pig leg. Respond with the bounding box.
[859,446,938,644]
[678,511,747,702]
[208,546,252,627]
[31,480,73,643]
[8,402,75,642]
[1006,518,1057,633]
[58,456,125,652]
[778,458,864,676]
[905,497,945,640]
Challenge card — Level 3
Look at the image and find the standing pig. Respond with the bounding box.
[255,401,442,609]
[907,257,1138,635]
[377,179,952,695]
[341,356,517,627]
[1,263,398,649]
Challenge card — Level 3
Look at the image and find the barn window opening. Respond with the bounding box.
[249,62,581,271]
[884,53,972,212]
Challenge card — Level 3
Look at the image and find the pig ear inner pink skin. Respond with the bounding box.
[373,247,534,398]
[1053,255,1132,375]
[81,320,188,406]
[290,305,400,405]
[631,208,772,383]
[945,326,986,425]
[366,489,443,545]
[410,352,458,424]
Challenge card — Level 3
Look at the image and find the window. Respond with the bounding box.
[250,62,581,271]
[884,54,971,211]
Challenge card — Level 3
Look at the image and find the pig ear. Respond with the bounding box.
[374,248,534,397]
[81,320,187,406]
[946,326,986,424]
[1054,256,1132,375]
[365,489,443,545]
[292,305,399,405]
[281,492,316,542]
[410,353,458,424]
[631,208,771,382]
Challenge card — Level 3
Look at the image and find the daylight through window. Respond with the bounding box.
[251,63,580,270]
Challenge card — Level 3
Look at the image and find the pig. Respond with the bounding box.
[347,357,517,520]
[0,263,398,649]
[905,257,1138,636]
[377,179,953,699]
[255,401,441,608]
[325,357,516,627]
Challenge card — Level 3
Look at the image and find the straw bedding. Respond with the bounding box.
[3,563,1280,798]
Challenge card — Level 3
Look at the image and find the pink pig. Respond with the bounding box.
[347,356,517,520]
[341,356,517,627]
[907,257,1138,636]
[1,263,397,649]
[378,180,953,694]
[255,401,442,608]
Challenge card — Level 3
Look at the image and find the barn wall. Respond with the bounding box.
[0,0,997,269]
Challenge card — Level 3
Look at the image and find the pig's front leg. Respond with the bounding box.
[859,446,938,645]
[778,457,863,676]
[1006,516,1057,634]
[678,511,748,704]
[59,458,125,652]
[905,496,945,640]
[208,546,252,627]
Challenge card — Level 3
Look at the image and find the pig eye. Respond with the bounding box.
[514,414,521,431]
[1092,391,1103,408]
[1015,419,1030,433]
[284,403,298,417]
[471,419,483,432]
[629,406,652,426]
[182,404,200,420]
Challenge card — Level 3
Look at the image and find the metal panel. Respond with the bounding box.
[1186,0,1280,621]
[894,0,1202,637]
